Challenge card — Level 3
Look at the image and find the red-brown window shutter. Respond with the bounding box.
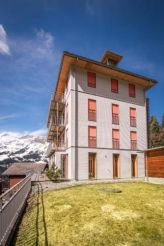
[130,108,136,117]
[88,99,96,121]
[112,129,119,140]
[130,131,137,141]
[112,104,119,114]
[111,79,118,93]
[88,72,96,88]
[129,84,136,97]
[88,126,97,147]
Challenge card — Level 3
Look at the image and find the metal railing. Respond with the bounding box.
[0,175,31,245]
[47,139,66,156]
[50,115,65,127]
[88,110,96,121]
[131,140,137,150]
[112,114,119,125]
[130,117,136,127]
[88,137,97,148]
[112,139,120,149]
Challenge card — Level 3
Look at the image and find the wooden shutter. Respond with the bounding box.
[88,99,96,110]
[130,108,136,117]
[112,104,119,114]
[89,126,96,137]
[111,79,118,93]
[88,72,96,88]
[129,84,136,97]
[131,131,137,141]
[112,129,119,139]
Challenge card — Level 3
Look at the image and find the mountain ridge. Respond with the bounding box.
[0,132,48,173]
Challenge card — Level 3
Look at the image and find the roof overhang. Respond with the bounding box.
[54,51,157,100]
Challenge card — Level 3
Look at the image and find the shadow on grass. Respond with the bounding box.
[12,182,48,246]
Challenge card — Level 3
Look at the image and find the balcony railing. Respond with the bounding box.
[57,140,66,151]
[131,140,137,150]
[0,176,31,245]
[130,117,136,127]
[88,137,97,148]
[48,115,65,134]
[88,110,96,121]
[112,139,120,149]
[47,140,66,157]
[112,114,119,125]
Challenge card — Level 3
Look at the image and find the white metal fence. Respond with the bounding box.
[0,175,31,246]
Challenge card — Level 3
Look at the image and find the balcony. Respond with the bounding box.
[130,117,136,127]
[48,115,65,140]
[47,140,66,157]
[88,110,96,121]
[112,139,120,149]
[88,137,97,148]
[112,114,119,125]
[131,140,137,150]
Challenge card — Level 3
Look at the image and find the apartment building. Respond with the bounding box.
[47,50,157,180]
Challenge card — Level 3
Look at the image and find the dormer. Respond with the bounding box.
[101,50,122,66]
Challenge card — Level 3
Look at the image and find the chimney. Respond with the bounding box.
[101,50,122,66]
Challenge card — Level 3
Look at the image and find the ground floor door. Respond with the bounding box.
[113,154,119,178]
[89,153,96,179]
[131,154,138,177]
[61,154,68,179]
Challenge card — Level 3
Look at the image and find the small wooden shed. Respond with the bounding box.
[144,146,164,178]
[1,162,47,189]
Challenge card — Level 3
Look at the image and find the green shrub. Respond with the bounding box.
[46,163,62,181]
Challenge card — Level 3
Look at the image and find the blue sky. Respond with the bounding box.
[0,0,164,135]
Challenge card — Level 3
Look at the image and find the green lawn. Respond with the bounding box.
[14,182,164,246]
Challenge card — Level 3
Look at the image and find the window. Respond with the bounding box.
[112,129,120,149]
[88,99,96,121]
[111,79,118,93]
[130,131,137,150]
[130,107,136,127]
[129,84,136,97]
[112,104,119,124]
[88,126,97,148]
[88,72,96,88]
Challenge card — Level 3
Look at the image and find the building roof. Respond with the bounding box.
[1,162,47,176]
[47,50,157,128]
[53,51,157,101]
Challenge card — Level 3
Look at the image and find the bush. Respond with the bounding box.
[46,163,62,181]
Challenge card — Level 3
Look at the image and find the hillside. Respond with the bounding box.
[0,132,48,173]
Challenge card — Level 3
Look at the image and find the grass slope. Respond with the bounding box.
[14,183,164,246]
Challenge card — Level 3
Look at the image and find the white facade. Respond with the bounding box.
[48,64,148,180]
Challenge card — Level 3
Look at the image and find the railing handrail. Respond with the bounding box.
[0,174,31,211]
[0,175,31,245]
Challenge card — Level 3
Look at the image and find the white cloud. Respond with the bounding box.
[0,24,10,55]
[0,114,20,121]
[30,128,47,136]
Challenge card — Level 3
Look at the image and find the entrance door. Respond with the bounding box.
[89,153,96,179]
[113,154,119,178]
[131,154,137,177]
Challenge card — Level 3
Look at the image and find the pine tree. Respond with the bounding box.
[150,116,160,134]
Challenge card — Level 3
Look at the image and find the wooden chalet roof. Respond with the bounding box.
[53,51,157,100]
[2,162,47,176]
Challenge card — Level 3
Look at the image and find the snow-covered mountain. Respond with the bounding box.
[0,132,48,172]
